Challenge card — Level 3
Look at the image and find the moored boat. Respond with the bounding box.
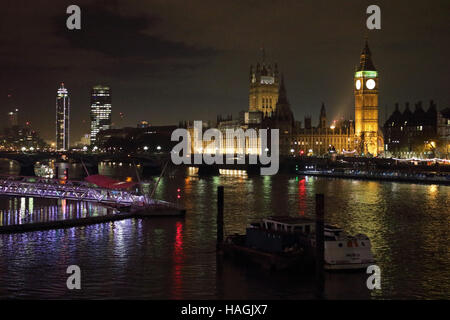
[224,216,375,271]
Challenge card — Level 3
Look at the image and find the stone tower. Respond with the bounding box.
[249,50,280,118]
[354,39,379,156]
[319,103,327,128]
[267,74,294,156]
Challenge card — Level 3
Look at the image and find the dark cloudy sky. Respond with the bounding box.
[0,0,449,142]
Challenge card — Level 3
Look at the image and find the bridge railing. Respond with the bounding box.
[0,175,150,206]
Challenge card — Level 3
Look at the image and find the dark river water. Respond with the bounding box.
[0,160,449,299]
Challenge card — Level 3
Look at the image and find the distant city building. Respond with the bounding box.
[0,122,47,151]
[81,134,91,146]
[96,126,177,153]
[56,83,70,151]
[437,108,450,158]
[383,100,448,158]
[90,85,112,145]
[138,120,149,128]
[8,108,19,127]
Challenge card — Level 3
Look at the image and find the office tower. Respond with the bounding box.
[56,83,70,151]
[8,108,19,127]
[90,85,111,145]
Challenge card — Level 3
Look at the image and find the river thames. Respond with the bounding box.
[0,161,449,299]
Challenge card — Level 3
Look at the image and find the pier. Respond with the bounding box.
[0,175,185,234]
[0,175,149,205]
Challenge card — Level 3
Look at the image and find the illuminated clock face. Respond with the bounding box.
[366,79,376,90]
[355,80,361,90]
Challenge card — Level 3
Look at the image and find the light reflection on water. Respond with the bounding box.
[0,161,449,299]
[0,197,114,226]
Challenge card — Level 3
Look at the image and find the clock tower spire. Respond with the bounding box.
[354,39,380,156]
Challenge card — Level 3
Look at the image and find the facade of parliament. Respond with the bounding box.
[214,40,384,157]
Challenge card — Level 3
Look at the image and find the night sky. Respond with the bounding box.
[0,0,449,142]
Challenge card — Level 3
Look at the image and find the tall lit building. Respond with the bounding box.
[8,108,19,127]
[354,40,381,156]
[90,85,112,145]
[56,83,70,151]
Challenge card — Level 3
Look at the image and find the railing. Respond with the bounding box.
[0,175,151,206]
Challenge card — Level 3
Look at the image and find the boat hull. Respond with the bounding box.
[222,237,313,272]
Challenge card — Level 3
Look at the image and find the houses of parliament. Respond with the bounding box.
[185,39,384,157]
[238,39,384,157]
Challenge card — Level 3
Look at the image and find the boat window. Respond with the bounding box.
[305,225,311,233]
[361,242,365,246]
[294,226,303,232]
[338,243,343,247]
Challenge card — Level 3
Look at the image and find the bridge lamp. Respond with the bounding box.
[143,146,149,151]
[30,147,35,151]
[21,147,26,152]
[83,146,88,151]
[157,146,162,151]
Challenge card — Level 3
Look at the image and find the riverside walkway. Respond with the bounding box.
[299,170,450,185]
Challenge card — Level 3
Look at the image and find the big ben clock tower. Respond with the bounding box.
[354,39,379,156]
